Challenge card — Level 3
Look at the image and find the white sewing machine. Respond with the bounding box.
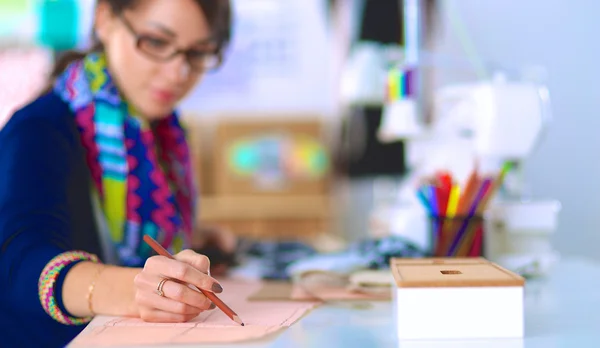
[375,72,561,277]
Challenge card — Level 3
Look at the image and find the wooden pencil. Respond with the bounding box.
[143,235,244,326]
[447,178,491,256]
[443,168,479,256]
[457,172,494,256]
[476,164,510,215]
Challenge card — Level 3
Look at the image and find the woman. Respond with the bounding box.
[0,0,232,347]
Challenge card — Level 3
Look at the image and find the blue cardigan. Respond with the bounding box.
[0,92,105,347]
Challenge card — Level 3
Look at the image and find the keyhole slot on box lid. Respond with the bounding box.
[440,270,462,275]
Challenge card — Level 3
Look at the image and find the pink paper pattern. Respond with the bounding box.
[70,279,317,346]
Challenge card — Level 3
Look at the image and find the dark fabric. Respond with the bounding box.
[0,92,102,348]
[246,241,317,280]
[335,1,408,178]
[358,0,440,44]
[243,235,425,281]
[358,0,403,44]
[340,106,407,177]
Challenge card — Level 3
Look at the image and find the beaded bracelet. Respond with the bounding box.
[38,251,100,326]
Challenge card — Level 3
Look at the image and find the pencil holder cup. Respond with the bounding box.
[427,215,484,257]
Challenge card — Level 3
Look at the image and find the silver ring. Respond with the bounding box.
[156,278,169,297]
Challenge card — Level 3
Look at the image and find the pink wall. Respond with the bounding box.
[0,48,52,130]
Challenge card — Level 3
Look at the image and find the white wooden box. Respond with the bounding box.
[391,258,525,341]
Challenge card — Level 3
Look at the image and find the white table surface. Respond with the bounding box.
[71,258,600,348]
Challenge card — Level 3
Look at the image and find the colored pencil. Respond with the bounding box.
[143,235,244,326]
[417,187,433,213]
[476,163,511,214]
[447,178,492,256]
[415,161,511,257]
[446,185,460,218]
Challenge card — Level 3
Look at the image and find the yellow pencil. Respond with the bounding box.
[446,185,460,217]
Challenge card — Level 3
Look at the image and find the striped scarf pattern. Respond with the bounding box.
[54,53,196,266]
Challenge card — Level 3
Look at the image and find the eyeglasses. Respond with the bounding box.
[120,15,222,72]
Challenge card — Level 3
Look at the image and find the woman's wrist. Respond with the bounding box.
[63,263,142,318]
[61,261,104,318]
[86,265,106,316]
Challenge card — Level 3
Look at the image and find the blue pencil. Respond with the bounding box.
[428,185,438,217]
[416,187,433,214]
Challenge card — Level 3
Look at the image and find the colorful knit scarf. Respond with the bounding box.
[54,53,196,266]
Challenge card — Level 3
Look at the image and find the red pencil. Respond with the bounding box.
[143,235,244,326]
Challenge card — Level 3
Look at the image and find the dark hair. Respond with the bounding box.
[49,0,232,80]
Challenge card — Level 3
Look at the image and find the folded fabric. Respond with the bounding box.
[239,235,426,280]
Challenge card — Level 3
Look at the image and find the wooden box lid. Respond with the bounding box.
[391,258,525,288]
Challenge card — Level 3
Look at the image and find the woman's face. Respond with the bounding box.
[95,0,215,120]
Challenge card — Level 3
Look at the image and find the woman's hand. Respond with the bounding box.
[133,249,223,323]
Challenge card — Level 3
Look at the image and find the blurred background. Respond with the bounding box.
[0,0,596,278]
